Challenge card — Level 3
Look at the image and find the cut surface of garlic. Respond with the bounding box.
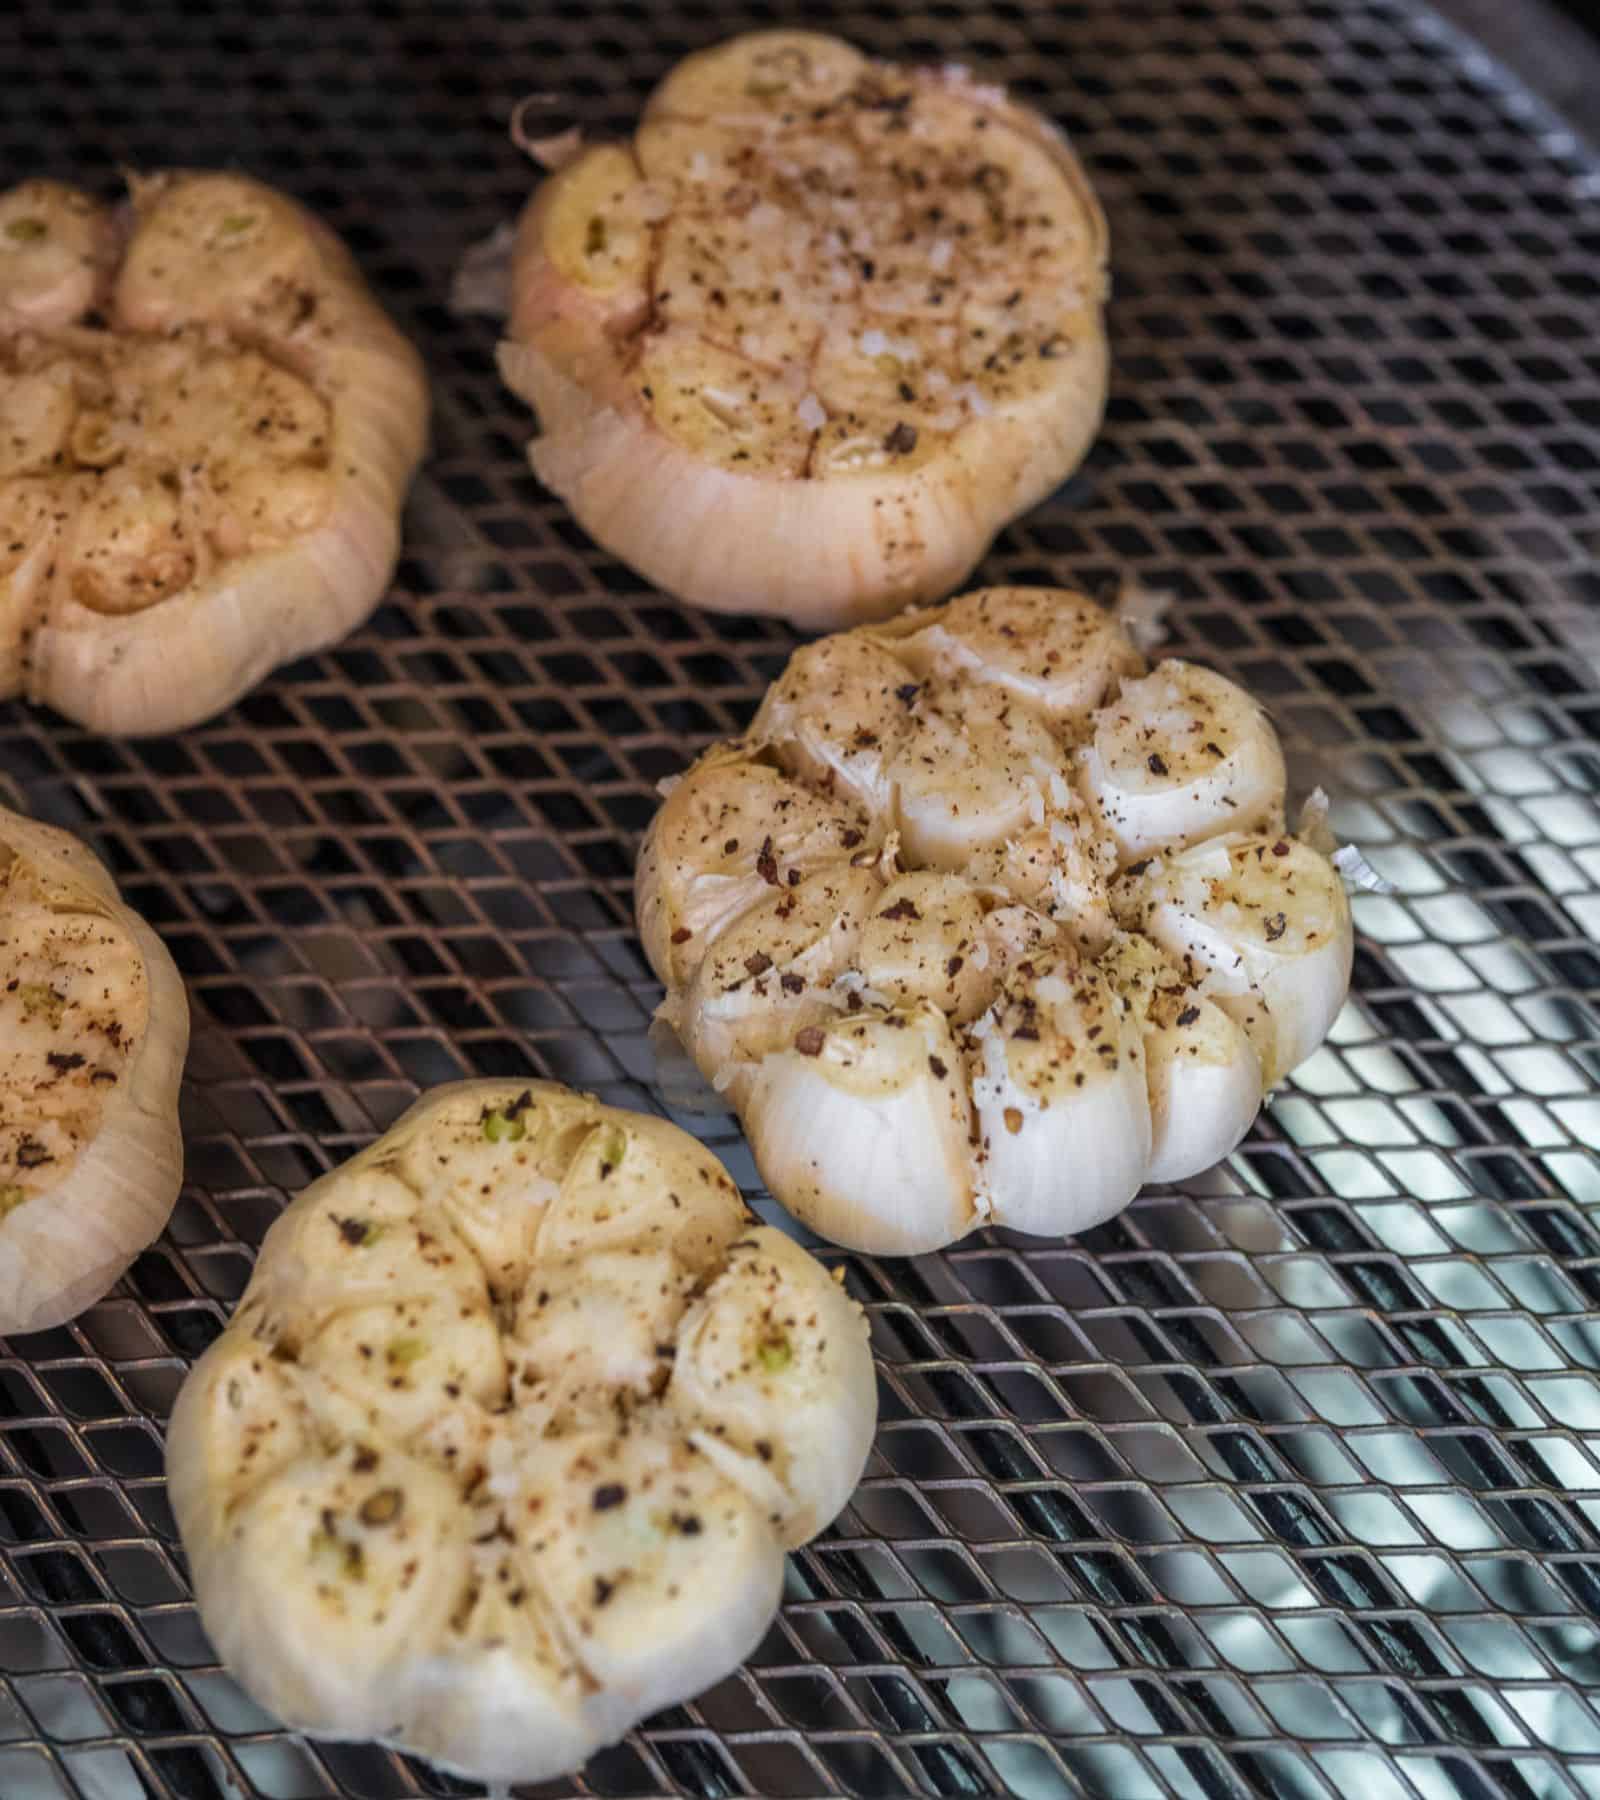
[0,803,188,1334]
[0,171,428,735]
[638,587,1354,1254]
[498,30,1108,627]
[166,1080,875,1787]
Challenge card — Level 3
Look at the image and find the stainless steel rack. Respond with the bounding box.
[2,1,1598,1795]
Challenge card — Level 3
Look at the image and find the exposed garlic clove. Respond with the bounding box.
[636,747,878,989]
[1122,833,1354,1088]
[0,182,114,333]
[890,586,1143,733]
[672,1226,877,1545]
[679,864,882,1096]
[855,872,996,1022]
[744,1004,975,1254]
[536,1111,748,1275]
[751,632,920,816]
[1099,931,1262,1184]
[1080,659,1286,862]
[2,171,427,736]
[520,1426,783,1724]
[190,1444,473,1745]
[0,806,188,1336]
[500,32,1107,627]
[969,955,1151,1237]
[888,676,1066,869]
[166,1079,874,1788]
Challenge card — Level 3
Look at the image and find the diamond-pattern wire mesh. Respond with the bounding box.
[1,0,1598,1794]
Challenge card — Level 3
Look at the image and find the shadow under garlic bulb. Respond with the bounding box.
[499,30,1108,628]
[0,171,428,735]
[638,586,1354,1255]
[0,804,188,1335]
[166,1080,875,1787]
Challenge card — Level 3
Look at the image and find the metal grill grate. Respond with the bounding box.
[3,0,1600,1795]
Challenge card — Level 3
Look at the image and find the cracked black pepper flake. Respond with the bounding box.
[1147,752,1169,777]
[593,1575,615,1607]
[359,1488,404,1527]
[895,682,919,705]
[1264,912,1288,941]
[592,1483,627,1511]
[1177,1006,1201,1027]
[45,1051,85,1072]
[15,1138,52,1169]
[795,1026,825,1056]
[879,897,920,921]
[755,836,779,885]
[883,420,918,454]
[929,1055,948,1079]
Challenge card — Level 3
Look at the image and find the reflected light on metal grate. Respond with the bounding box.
[2,0,1600,1796]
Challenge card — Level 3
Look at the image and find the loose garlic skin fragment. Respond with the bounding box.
[639,587,1354,1253]
[166,1080,874,1788]
[0,172,427,735]
[500,31,1109,628]
[0,805,188,1336]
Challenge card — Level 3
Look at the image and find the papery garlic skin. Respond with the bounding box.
[638,586,1355,1253]
[499,31,1108,628]
[166,1080,875,1787]
[0,172,427,735]
[0,805,188,1334]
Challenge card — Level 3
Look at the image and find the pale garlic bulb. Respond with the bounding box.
[0,803,188,1334]
[166,1080,876,1787]
[638,587,1354,1255]
[498,30,1107,628]
[0,171,428,735]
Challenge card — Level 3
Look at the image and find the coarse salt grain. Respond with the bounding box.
[796,392,827,431]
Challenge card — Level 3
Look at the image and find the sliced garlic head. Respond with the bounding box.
[0,805,188,1335]
[639,585,1352,1252]
[0,171,427,735]
[499,31,1109,628]
[166,1080,875,1787]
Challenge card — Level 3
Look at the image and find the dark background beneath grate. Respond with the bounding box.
[3,0,1600,1796]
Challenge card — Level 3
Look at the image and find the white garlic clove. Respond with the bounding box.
[0,182,113,333]
[536,1111,748,1275]
[1124,833,1354,1089]
[970,955,1151,1236]
[518,1427,783,1722]
[887,676,1066,869]
[751,632,920,817]
[1099,931,1263,1184]
[672,1226,877,1545]
[636,747,879,989]
[1080,659,1286,862]
[744,1003,975,1254]
[679,862,882,1095]
[855,871,996,1022]
[197,1446,472,1743]
[891,586,1142,733]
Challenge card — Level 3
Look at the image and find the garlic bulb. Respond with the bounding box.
[638,587,1354,1254]
[498,31,1107,628]
[0,804,188,1334]
[166,1081,875,1787]
[0,171,428,735]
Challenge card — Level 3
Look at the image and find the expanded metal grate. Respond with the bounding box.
[2,0,1600,1795]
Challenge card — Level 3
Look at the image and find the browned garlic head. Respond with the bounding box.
[639,587,1354,1254]
[0,172,428,735]
[166,1080,875,1786]
[499,31,1107,628]
[0,804,188,1334]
